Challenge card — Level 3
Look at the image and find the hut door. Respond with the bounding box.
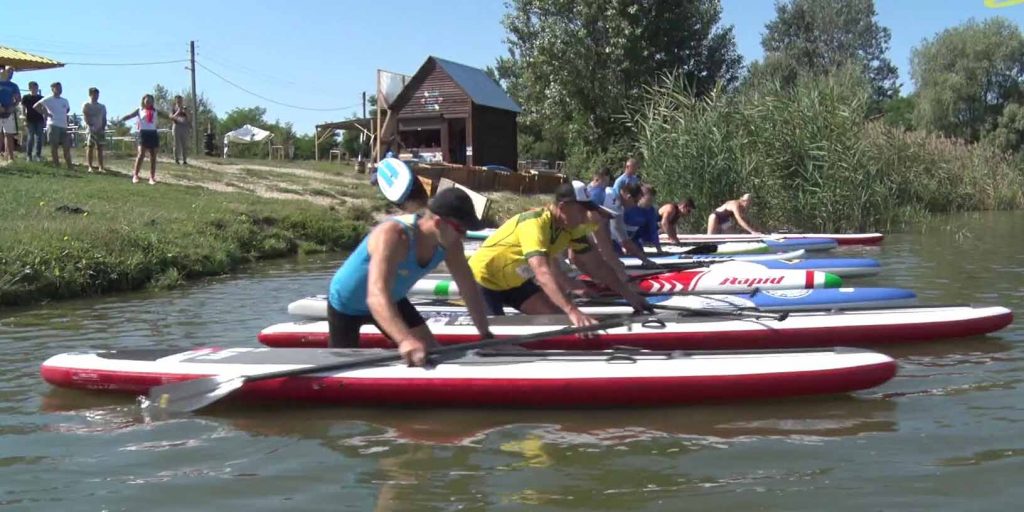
[448,118,467,165]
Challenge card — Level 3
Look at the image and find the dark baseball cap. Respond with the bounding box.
[428,187,485,231]
[554,180,619,217]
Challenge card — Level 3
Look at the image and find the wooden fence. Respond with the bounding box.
[411,162,567,196]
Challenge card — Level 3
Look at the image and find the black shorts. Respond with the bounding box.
[480,280,542,316]
[326,298,426,348]
[139,130,159,150]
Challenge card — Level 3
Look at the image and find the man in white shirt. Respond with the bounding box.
[34,82,72,169]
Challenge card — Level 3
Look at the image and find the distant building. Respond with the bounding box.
[384,56,520,170]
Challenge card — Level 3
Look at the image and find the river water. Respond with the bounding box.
[1,211,1022,510]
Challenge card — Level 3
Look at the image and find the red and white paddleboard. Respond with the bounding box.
[659,232,884,246]
[591,267,842,295]
[412,267,841,298]
[40,347,897,407]
[257,305,1012,351]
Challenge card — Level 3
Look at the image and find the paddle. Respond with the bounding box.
[585,298,789,321]
[649,303,789,321]
[645,243,719,258]
[144,315,634,414]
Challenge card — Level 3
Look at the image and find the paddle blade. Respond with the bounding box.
[143,374,247,414]
[680,244,718,255]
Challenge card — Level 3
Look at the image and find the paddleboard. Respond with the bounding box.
[706,258,881,278]
[409,268,840,298]
[258,305,1012,351]
[40,347,897,407]
[658,233,885,246]
[286,288,916,319]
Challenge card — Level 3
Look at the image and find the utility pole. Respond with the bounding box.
[189,41,199,152]
[359,91,366,163]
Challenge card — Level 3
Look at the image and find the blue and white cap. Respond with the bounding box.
[554,180,619,217]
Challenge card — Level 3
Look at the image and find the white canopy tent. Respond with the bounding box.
[222,124,274,159]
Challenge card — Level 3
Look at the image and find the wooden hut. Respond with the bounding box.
[384,56,520,170]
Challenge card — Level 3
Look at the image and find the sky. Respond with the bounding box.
[5,1,1024,136]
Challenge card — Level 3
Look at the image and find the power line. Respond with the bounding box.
[198,50,345,98]
[196,60,361,112]
[65,59,189,66]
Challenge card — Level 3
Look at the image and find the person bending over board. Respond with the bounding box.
[603,183,658,265]
[707,193,761,235]
[659,197,696,244]
[467,181,651,330]
[327,187,493,366]
[623,185,662,252]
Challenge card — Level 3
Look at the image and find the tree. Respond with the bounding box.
[911,17,1024,142]
[758,0,898,101]
[220,106,268,134]
[220,106,269,158]
[881,94,916,131]
[497,0,741,162]
[148,83,220,137]
[985,102,1024,153]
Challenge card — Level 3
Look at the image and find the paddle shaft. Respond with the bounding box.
[584,299,788,321]
[240,315,633,383]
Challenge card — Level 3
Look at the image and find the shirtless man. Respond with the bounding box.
[659,197,696,244]
[707,193,760,235]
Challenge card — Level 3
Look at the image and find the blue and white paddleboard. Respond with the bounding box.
[727,287,916,311]
[376,157,416,203]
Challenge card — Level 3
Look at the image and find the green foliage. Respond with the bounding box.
[755,0,898,101]
[149,83,220,135]
[497,0,741,162]
[911,17,1024,142]
[985,102,1024,153]
[881,94,916,131]
[220,106,300,159]
[628,66,1024,232]
[0,162,369,307]
[340,129,369,160]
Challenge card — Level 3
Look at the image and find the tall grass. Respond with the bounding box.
[629,69,1024,232]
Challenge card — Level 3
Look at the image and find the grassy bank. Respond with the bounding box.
[629,69,1024,232]
[0,161,370,307]
[0,156,554,307]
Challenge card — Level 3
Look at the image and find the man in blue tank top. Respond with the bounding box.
[327,188,492,366]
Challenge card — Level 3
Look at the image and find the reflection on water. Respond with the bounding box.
[41,391,900,447]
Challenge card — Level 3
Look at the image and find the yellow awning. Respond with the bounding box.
[0,46,64,71]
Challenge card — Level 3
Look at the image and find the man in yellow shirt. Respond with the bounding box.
[468,180,651,329]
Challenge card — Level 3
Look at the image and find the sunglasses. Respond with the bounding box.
[440,217,467,235]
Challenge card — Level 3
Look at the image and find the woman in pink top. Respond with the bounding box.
[120,94,170,184]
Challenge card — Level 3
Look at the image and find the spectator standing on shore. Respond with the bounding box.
[33,82,72,169]
[20,81,44,162]
[82,87,107,172]
[120,94,170,184]
[171,95,189,165]
[0,67,21,163]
